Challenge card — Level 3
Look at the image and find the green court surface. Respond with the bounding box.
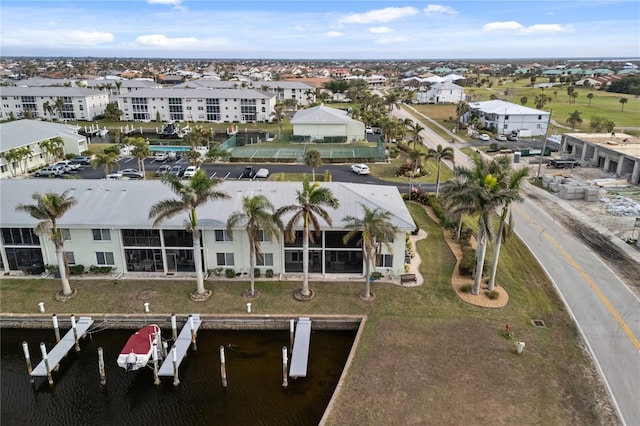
[230,143,383,161]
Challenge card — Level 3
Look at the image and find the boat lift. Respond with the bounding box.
[31,316,94,378]
[158,314,201,377]
[289,317,312,378]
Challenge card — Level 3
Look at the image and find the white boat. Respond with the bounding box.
[117,325,161,371]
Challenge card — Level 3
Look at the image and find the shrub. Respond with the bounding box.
[225,268,236,278]
[265,269,274,278]
[45,264,59,273]
[459,284,473,293]
[458,245,476,276]
[69,264,85,275]
[89,265,115,274]
[371,271,383,280]
[485,290,500,300]
[254,268,261,278]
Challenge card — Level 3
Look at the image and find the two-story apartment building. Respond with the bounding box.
[115,88,278,123]
[463,100,550,137]
[0,180,416,278]
[0,120,87,179]
[0,87,109,121]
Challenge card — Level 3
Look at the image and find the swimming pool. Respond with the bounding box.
[149,145,191,152]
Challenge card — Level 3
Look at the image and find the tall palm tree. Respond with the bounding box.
[384,90,401,116]
[407,120,425,149]
[342,204,398,300]
[92,152,119,177]
[587,93,594,106]
[425,145,455,196]
[275,177,339,299]
[620,98,628,112]
[271,103,286,141]
[149,170,229,300]
[226,195,282,298]
[16,191,78,299]
[53,97,65,120]
[129,138,150,178]
[566,110,583,129]
[443,153,513,294]
[303,149,323,182]
[408,149,424,177]
[487,167,528,291]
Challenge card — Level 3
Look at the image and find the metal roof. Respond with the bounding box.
[115,87,275,99]
[468,100,549,116]
[290,105,354,125]
[0,120,83,152]
[1,180,415,232]
[0,86,103,97]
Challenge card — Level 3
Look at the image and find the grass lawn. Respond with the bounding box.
[0,203,616,425]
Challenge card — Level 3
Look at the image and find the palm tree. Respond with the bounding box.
[520,97,528,105]
[342,204,398,300]
[271,103,286,140]
[620,98,628,112]
[92,152,119,177]
[275,177,339,299]
[226,195,282,298]
[443,153,513,294]
[304,149,323,182]
[129,137,150,178]
[16,191,78,299]
[566,110,583,129]
[587,93,594,106]
[487,166,528,291]
[407,120,425,149]
[384,90,401,116]
[149,170,229,300]
[426,145,455,196]
[53,97,65,120]
[408,149,424,177]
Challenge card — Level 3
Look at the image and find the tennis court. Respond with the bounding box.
[230,143,383,162]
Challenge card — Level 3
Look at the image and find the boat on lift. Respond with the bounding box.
[117,325,162,371]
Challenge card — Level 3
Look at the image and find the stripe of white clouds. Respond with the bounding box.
[483,21,572,34]
[338,7,419,24]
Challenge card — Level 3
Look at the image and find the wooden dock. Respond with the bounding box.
[289,317,311,378]
[158,314,201,377]
[31,316,94,377]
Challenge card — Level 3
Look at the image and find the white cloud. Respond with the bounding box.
[135,34,198,47]
[326,31,344,38]
[369,26,393,34]
[294,25,305,31]
[483,21,524,31]
[339,7,418,24]
[521,24,572,34]
[483,21,572,34]
[148,0,182,5]
[423,5,457,15]
[63,31,114,46]
[375,36,409,45]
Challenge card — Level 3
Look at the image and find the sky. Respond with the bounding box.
[1,1,639,60]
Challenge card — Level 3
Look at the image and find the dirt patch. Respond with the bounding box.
[136,288,157,300]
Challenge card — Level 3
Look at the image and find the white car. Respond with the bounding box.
[56,160,80,171]
[155,152,168,161]
[254,168,269,179]
[496,135,507,141]
[183,166,199,178]
[479,134,491,141]
[351,164,370,175]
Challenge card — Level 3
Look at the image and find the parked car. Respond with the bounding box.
[120,168,144,179]
[56,160,80,171]
[169,165,185,178]
[507,134,518,142]
[350,164,370,175]
[479,134,491,141]
[241,166,254,178]
[34,165,65,177]
[496,135,507,142]
[70,156,92,166]
[155,152,168,161]
[365,127,373,134]
[155,164,172,177]
[183,166,199,178]
[105,173,124,180]
[254,168,269,179]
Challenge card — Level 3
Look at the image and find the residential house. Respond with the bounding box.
[462,100,550,137]
[419,81,464,104]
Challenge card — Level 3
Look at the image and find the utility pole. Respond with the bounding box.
[536,109,553,180]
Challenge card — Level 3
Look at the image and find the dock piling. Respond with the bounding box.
[152,342,160,385]
[162,341,168,359]
[219,346,227,387]
[171,313,177,341]
[39,343,53,386]
[144,303,149,313]
[189,315,197,351]
[52,314,60,343]
[172,347,180,386]
[22,341,34,384]
[98,347,106,385]
[70,315,80,352]
[289,319,295,352]
[282,346,288,388]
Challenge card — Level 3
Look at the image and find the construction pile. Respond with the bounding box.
[600,196,640,217]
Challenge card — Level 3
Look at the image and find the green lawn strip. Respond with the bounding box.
[0,201,615,424]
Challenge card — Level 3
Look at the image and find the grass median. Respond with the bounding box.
[0,202,616,424]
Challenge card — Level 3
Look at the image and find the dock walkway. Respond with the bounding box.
[31,316,94,377]
[289,317,311,378]
[158,314,201,376]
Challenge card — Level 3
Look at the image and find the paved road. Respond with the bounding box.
[394,105,640,425]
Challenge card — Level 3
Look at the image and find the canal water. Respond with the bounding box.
[1,327,355,425]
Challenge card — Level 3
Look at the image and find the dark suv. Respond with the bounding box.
[169,165,185,177]
[241,166,254,178]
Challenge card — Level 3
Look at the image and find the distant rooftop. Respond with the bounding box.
[565,133,640,159]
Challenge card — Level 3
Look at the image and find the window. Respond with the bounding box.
[505,115,509,120]
[92,229,111,241]
[61,229,71,241]
[256,253,273,267]
[257,230,271,242]
[66,252,76,265]
[377,254,393,268]
[216,252,234,266]
[96,251,114,265]
[215,230,233,242]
